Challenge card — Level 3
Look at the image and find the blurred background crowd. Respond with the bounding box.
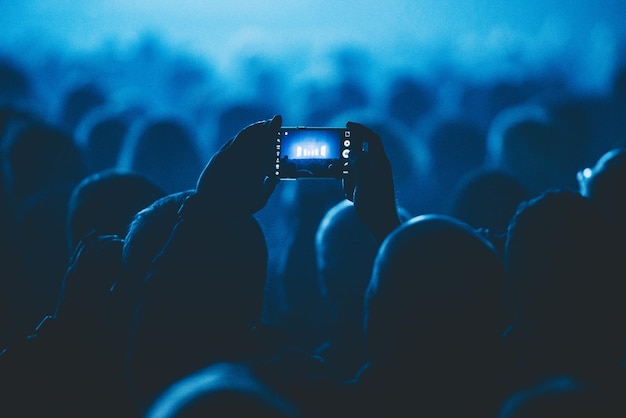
[1,1,626,416]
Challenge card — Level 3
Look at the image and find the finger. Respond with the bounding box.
[266,114,282,131]
[342,162,357,202]
[238,115,282,153]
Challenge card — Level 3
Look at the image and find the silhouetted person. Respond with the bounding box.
[385,73,436,130]
[146,362,301,418]
[75,105,142,175]
[0,233,129,417]
[328,111,423,215]
[57,80,108,132]
[214,102,279,154]
[119,116,204,194]
[128,116,283,413]
[0,57,34,108]
[460,77,549,133]
[353,214,513,417]
[2,120,85,339]
[273,179,345,351]
[313,200,378,381]
[448,169,531,234]
[498,376,626,418]
[121,190,194,314]
[421,116,487,213]
[577,147,626,241]
[447,168,532,255]
[66,169,165,252]
[504,190,626,386]
[3,121,85,205]
[486,104,579,197]
[0,106,40,344]
[313,200,410,381]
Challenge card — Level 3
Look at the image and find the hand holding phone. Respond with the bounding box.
[275,127,353,179]
[343,121,401,243]
[188,115,282,219]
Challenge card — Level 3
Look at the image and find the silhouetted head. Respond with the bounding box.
[577,148,626,237]
[122,190,194,301]
[316,200,379,324]
[139,192,270,330]
[75,105,141,174]
[55,233,124,329]
[448,168,532,235]
[120,117,204,194]
[146,363,300,418]
[128,203,271,410]
[67,169,165,251]
[58,81,107,131]
[385,73,435,128]
[0,57,32,106]
[498,376,624,418]
[364,214,504,364]
[316,200,411,324]
[505,190,624,365]
[2,121,84,202]
[215,102,278,149]
[487,104,578,195]
[427,118,486,190]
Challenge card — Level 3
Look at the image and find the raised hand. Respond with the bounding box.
[343,121,401,242]
[182,115,282,220]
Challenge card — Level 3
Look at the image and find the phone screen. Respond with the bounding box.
[275,127,351,179]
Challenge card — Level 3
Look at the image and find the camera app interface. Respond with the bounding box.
[276,128,351,178]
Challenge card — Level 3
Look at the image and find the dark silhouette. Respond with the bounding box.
[448,169,531,235]
[420,116,487,213]
[146,362,301,418]
[353,214,514,417]
[3,28,626,416]
[3,121,84,204]
[313,200,411,381]
[328,110,423,215]
[127,116,283,412]
[271,179,345,351]
[504,190,626,385]
[0,57,34,108]
[66,169,165,252]
[0,233,130,417]
[486,104,580,196]
[1,120,85,339]
[447,168,532,255]
[214,102,279,155]
[121,190,194,309]
[577,147,626,240]
[74,105,143,175]
[498,376,626,418]
[57,81,108,132]
[119,116,204,194]
[313,200,379,381]
[385,73,436,130]
[0,106,40,344]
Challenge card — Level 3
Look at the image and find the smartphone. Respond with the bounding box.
[275,127,351,179]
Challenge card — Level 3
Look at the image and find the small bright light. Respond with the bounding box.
[582,168,593,179]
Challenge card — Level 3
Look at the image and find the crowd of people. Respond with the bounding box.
[0,34,625,417]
